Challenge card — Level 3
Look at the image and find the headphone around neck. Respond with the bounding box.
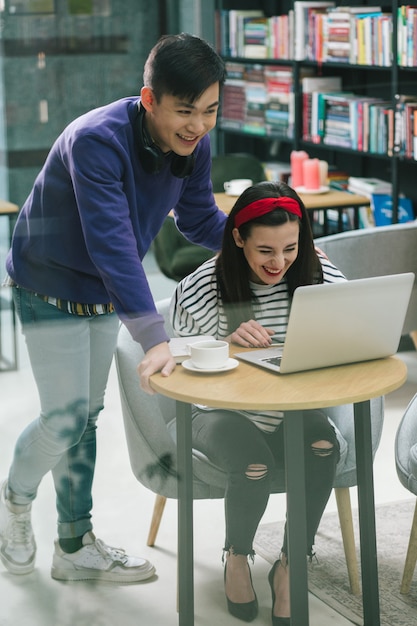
[134,103,195,178]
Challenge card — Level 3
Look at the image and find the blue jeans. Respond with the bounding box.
[9,286,119,539]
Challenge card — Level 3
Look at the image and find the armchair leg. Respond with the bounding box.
[335,487,360,595]
[147,494,167,547]
[409,330,417,351]
[400,499,417,594]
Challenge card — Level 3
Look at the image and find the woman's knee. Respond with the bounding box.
[245,464,268,480]
[310,440,335,458]
[304,410,340,460]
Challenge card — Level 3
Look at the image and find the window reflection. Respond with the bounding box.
[3,1,111,15]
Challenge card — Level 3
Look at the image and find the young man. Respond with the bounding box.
[0,33,227,582]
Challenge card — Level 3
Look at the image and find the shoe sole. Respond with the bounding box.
[0,549,36,575]
[51,564,156,583]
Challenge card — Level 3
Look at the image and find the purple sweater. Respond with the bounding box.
[6,97,227,351]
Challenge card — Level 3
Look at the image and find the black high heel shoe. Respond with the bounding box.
[268,560,290,626]
[224,561,258,622]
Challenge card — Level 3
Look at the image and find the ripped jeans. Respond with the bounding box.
[191,407,340,557]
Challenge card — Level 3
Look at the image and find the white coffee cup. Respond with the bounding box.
[188,340,229,369]
[223,178,253,196]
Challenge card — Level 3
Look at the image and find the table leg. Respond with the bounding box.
[176,400,194,626]
[322,210,329,236]
[354,400,381,626]
[284,409,309,625]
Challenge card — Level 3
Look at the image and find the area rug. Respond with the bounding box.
[254,499,417,625]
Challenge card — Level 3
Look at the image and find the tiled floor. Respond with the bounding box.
[1,251,416,625]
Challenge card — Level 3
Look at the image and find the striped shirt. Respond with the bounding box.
[170,254,346,432]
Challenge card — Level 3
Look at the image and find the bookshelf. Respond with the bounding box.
[214,1,417,223]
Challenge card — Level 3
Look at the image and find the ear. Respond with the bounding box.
[140,86,155,112]
[232,227,244,248]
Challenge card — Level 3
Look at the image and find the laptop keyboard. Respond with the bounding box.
[261,356,282,367]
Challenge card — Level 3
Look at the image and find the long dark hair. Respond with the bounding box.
[215,180,323,332]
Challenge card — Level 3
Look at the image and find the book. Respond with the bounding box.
[347,176,392,197]
[169,336,215,364]
[371,194,415,226]
[414,109,417,160]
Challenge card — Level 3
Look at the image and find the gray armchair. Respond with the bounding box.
[395,392,417,594]
[315,221,417,348]
[115,298,384,595]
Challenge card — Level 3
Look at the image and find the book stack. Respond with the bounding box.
[216,8,295,60]
[346,6,383,64]
[243,65,267,135]
[394,94,417,159]
[347,177,414,228]
[397,5,417,67]
[347,176,392,197]
[262,161,292,183]
[304,89,396,155]
[324,7,352,63]
[268,13,293,60]
[367,101,394,155]
[227,9,264,57]
[242,16,269,58]
[264,65,294,139]
[294,1,335,60]
[301,75,342,142]
[322,93,357,148]
[220,63,246,130]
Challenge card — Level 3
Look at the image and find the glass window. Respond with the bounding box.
[7,0,55,14]
[67,0,110,16]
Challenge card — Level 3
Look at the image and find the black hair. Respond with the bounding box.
[215,180,323,333]
[143,33,226,103]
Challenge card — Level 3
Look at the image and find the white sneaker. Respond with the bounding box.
[51,531,156,583]
[0,480,36,575]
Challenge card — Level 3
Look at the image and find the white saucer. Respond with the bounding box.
[182,358,239,373]
[295,185,330,195]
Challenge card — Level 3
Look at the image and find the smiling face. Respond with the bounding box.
[140,83,220,156]
[232,220,300,285]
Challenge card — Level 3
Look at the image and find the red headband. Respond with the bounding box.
[234,197,302,229]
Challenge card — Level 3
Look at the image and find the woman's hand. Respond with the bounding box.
[229,320,275,348]
[137,342,176,395]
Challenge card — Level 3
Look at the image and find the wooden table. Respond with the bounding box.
[150,354,407,626]
[0,200,19,371]
[214,190,370,235]
[0,200,19,217]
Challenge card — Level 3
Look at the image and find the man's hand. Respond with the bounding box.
[137,341,176,395]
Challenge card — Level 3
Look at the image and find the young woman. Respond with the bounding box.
[170,181,347,624]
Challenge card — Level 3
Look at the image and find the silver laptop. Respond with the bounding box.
[235,273,415,374]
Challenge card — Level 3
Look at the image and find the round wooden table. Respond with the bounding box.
[151,354,407,626]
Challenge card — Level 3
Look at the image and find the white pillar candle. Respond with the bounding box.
[319,160,328,187]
